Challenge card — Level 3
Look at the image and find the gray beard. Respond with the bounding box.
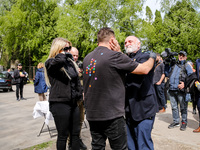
[125,46,138,54]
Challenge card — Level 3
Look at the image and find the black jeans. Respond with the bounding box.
[50,102,80,150]
[89,117,127,150]
[154,83,166,109]
[16,83,24,99]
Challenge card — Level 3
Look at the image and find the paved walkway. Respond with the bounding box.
[0,84,200,150]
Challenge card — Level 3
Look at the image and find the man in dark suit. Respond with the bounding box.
[125,36,158,150]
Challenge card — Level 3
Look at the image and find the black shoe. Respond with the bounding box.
[80,138,87,150]
[168,122,180,129]
[180,122,187,131]
[16,98,20,101]
[192,109,196,114]
[68,146,71,150]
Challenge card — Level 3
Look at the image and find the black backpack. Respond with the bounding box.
[185,72,198,94]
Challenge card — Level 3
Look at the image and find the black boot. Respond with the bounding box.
[192,109,196,114]
[80,138,87,150]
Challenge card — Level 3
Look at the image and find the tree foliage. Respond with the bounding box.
[141,0,200,62]
[162,0,200,61]
[0,0,200,68]
[0,0,59,67]
[145,6,153,23]
[57,0,144,59]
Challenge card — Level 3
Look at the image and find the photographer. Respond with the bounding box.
[166,51,193,131]
[14,63,26,101]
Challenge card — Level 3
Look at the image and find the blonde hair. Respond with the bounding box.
[37,62,44,69]
[48,37,72,59]
[44,37,79,87]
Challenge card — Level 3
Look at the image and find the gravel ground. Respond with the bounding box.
[0,84,200,150]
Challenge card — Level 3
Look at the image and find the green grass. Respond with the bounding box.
[23,141,54,150]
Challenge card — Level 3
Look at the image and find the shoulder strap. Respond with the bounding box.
[154,62,161,72]
[178,62,187,82]
[168,65,175,79]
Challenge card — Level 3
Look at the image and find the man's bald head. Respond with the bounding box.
[70,47,79,62]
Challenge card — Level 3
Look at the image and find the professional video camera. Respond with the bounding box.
[161,48,178,65]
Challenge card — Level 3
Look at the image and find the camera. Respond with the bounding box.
[161,48,178,65]
[78,62,83,69]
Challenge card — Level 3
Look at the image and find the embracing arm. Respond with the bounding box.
[131,57,155,75]
[109,39,156,75]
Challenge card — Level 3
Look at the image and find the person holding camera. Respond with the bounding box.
[45,38,82,150]
[68,47,87,150]
[83,27,156,150]
[124,36,158,150]
[167,51,193,131]
[14,63,26,101]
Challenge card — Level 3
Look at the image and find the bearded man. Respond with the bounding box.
[124,36,158,150]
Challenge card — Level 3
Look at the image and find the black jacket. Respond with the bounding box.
[14,69,25,84]
[45,53,82,103]
[125,50,158,121]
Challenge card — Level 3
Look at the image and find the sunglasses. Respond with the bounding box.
[62,46,71,51]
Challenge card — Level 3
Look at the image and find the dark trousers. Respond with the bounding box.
[89,117,127,150]
[154,83,166,109]
[192,93,197,110]
[16,83,24,99]
[50,102,80,150]
[126,115,155,150]
[195,92,200,126]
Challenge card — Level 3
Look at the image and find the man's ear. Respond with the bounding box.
[138,41,141,49]
[110,36,115,42]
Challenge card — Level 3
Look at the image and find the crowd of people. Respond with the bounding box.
[7,26,200,150]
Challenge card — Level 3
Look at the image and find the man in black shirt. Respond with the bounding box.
[153,53,166,113]
[83,27,156,150]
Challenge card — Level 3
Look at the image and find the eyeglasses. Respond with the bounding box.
[61,46,71,51]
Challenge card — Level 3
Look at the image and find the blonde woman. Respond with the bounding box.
[34,62,48,101]
[45,38,82,150]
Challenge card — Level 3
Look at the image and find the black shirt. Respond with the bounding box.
[83,46,138,121]
[153,61,165,84]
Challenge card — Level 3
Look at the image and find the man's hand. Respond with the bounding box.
[109,38,121,52]
[178,81,184,90]
[156,81,161,85]
[149,51,156,61]
[20,72,25,77]
[79,68,83,73]
[20,74,25,77]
